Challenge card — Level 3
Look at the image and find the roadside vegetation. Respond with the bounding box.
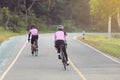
[0,27,19,44]
[0,0,119,33]
[77,34,120,59]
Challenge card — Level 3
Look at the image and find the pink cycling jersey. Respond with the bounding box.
[29,28,38,35]
[54,31,66,40]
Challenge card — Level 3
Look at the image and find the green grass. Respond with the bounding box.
[0,27,54,44]
[77,34,120,59]
[0,27,19,44]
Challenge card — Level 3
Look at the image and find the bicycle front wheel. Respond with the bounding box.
[35,48,38,56]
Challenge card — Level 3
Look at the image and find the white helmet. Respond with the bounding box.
[57,25,64,30]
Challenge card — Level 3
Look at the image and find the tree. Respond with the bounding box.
[90,0,119,38]
[1,7,11,30]
[69,0,91,26]
[114,0,120,28]
[23,0,36,24]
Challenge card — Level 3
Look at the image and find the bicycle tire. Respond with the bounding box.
[32,42,38,56]
[60,45,67,70]
[62,55,66,70]
[35,48,38,56]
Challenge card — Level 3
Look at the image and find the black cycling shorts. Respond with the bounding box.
[55,40,65,47]
[31,35,38,44]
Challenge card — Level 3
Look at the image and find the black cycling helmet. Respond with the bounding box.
[57,25,64,31]
[30,24,35,29]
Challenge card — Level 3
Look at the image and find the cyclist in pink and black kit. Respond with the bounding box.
[54,25,69,65]
[28,25,39,54]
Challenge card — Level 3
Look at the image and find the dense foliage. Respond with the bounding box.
[90,0,120,32]
[0,0,91,32]
[0,0,120,33]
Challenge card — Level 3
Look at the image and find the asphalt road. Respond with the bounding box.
[0,33,120,80]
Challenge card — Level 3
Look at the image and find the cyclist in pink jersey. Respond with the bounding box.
[28,25,39,54]
[54,25,69,65]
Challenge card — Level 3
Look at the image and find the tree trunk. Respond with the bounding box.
[5,18,9,30]
[24,0,36,24]
[117,12,120,28]
[23,0,28,24]
[27,0,36,11]
[108,16,112,39]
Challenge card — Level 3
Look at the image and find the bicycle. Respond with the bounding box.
[59,44,67,70]
[32,40,38,56]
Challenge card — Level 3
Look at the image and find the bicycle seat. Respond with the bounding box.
[60,44,64,47]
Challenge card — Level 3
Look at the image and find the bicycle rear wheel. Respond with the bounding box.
[32,42,38,56]
[62,57,66,70]
[61,49,67,70]
[35,48,38,56]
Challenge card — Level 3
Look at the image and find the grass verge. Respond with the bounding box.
[77,34,120,59]
[0,27,19,44]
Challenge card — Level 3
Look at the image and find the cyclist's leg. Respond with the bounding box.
[36,35,38,43]
[62,42,69,65]
[31,36,34,54]
[55,40,62,59]
[57,46,60,53]
[55,40,60,53]
[63,46,68,61]
[34,35,38,47]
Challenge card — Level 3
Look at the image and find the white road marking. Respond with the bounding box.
[74,36,120,64]
[0,40,27,80]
